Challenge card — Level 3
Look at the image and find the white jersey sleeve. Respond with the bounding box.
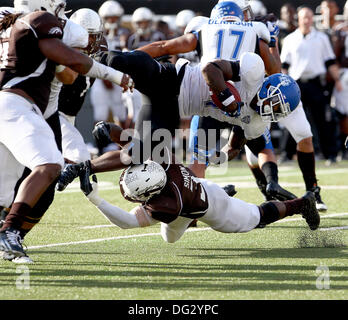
[252,21,271,44]
[184,16,209,34]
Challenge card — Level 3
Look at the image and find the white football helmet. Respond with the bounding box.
[132,7,154,36]
[26,0,67,17]
[120,160,167,202]
[176,10,195,29]
[184,15,209,34]
[70,8,103,54]
[218,0,254,20]
[98,0,124,19]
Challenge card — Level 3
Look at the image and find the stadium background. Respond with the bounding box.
[2,0,347,15]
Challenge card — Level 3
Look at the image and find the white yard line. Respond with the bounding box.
[59,181,348,194]
[319,226,348,231]
[27,213,348,250]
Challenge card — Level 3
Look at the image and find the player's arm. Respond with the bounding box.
[259,39,281,75]
[136,33,198,58]
[222,126,248,161]
[38,38,133,91]
[55,65,78,85]
[202,60,241,115]
[81,176,158,229]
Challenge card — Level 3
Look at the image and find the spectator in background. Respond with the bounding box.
[175,9,195,35]
[331,0,348,158]
[98,0,129,51]
[277,3,298,163]
[319,0,341,32]
[154,20,174,40]
[127,7,166,50]
[279,3,297,50]
[281,6,343,165]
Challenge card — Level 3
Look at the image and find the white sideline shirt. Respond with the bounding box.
[280,27,336,81]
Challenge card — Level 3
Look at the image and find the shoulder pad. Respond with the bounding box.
[63,19,88,48]
[252,21,270,44]
[184,16,209,34]
[240,52,265,81]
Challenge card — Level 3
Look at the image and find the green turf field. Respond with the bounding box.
[1,160,347,300]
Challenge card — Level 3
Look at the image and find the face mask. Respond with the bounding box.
[104,22,119,30]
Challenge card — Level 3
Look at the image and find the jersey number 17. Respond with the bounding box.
[215,29,245,60]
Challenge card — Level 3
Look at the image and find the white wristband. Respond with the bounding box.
[85,59,124,85]
[56,65,66,73]
[222,95,235,107]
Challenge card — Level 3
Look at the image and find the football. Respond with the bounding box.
[210,81,242,110]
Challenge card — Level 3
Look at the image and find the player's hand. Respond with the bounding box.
[120,74,134,92]
[56,161,91,192]
[223,101,244,118]
[266,21,279,47]
[345,136,348,149]
[80,174,102,206]
[92,121,112,145]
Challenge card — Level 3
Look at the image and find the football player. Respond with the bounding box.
[137,1,295,202]
[138,1,328,211]
[78,157,320,243]
[0,0,134,259]
[56,51,302,199]
[0,6,100,263]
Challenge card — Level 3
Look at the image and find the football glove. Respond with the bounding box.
[267,21,279,47]
[345,136,348,149]
[80,174,102,206]
[223,102,244,118]
[92,121,112,146]
[56,160,92,192]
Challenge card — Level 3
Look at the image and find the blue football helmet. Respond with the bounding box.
[255,73,301,122]
[210,1,244,22]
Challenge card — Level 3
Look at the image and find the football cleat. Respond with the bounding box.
[301,191,320,230]
[266,181,297,201]
[223,184,237,197]
[309,186,328,212]
[12,255,34,264]
[56,161,92,192]
[92,121,112,147]
[0,228,26,258]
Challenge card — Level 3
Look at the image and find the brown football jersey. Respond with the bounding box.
[0,11,64,113]
[120,162,209,224]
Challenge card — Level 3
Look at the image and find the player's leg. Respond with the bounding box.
[60,113,91,163]
[279,104,327,211]
[90,79,114,154]
[245,129,297,201]
[0,93,64,257]
[160,217,194,243]
[200,179,319,233]
[244,146,271,201]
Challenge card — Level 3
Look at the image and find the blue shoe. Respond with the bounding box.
[0,228,25,258]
